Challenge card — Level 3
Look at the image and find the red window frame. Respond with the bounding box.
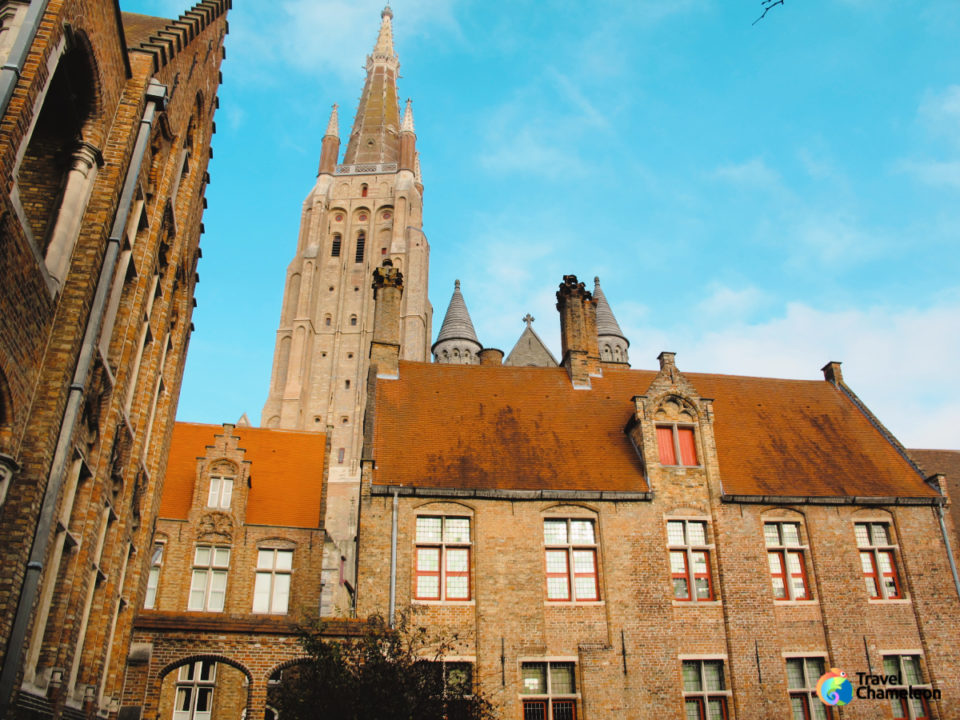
[685,697,729,720]
[667,520,714,602]
[543,519,599,602]
[414,517,471,602]
[855,523,902,600]
[656,424,699,466]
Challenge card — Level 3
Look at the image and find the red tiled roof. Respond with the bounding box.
[370,362,936,499]
[160,423,327,528]
[121,12,171,49]
[910,449,960,482]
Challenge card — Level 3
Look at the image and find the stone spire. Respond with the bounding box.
[342,6,402,165]
[432,280,482,364]
[402,98,414,132]
[594,276,630,366]
[325,103,339,136]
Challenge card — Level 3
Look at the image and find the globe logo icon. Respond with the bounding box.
[816,668,854,706]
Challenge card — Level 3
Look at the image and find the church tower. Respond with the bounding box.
[261,6,432,545]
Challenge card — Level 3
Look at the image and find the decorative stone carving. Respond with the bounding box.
[198,511,234,540]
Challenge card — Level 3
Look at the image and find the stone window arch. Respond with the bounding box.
[16,33,102,287]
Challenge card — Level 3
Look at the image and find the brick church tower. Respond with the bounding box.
[260,7,432,546]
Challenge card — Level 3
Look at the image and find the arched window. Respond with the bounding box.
[361,183,368,197]
[331,234,341,257]
[355,232,365,263]
[17,40,99,284]
[350,315,357,326]
[324,315,331,327]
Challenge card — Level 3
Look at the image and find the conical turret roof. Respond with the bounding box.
[594,277,628,344]
[434,280,480,347]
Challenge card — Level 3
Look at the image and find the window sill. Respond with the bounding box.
[544,600,605,607]
[867,597,911,605]
[773,599,819,606]
[660,464,703,469]
[412,599,475,607]
[672,600,721,607]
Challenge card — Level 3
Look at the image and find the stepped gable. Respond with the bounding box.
[122,0,231,72]
[160,422,327,527]
[370,363,936,499]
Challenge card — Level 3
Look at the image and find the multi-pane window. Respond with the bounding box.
[657,424,699,466]
[206,475,233,509]
[144,542,164,609]
[188,546,230,611]
[765,522,811,600]
[883,655,932,720]
[667,520,714,601]
[253,548,292,614]
[521,662,577,720]
[682,660,730,720]
[415,516,471,601]
[786,657,830,720]
[173,660,216,720]
[543,519,599,602]
[855,523,902,599]
[355,231,365,263]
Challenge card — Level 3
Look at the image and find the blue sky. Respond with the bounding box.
[123,0,960,449]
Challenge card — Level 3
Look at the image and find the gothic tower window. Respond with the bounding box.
[361,183,368,197]
[331,234,341,256]
[355,231,366,263]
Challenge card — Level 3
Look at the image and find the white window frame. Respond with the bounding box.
[144,541,164,609]
[414,516,472,602]
[188,545,230,611]
[765,521,812,602]
[173,660,216,720]
[543,518,599,603]
[206,474,233,509]
[253,548,293,614]
[519,660,579,720]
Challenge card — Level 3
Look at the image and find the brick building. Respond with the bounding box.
[0,1,228,717]
[355,271,960,719]
[121,421,361,720]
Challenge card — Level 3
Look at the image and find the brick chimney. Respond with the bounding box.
[556,274,601,388]
[478,348,504,366]
[821,361,843,385]
[370,259,403,378]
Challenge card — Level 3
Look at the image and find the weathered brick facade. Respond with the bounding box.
[0,1,228,717]
[355,275,960,720]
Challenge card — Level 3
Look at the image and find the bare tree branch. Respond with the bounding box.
[753,0,785,25]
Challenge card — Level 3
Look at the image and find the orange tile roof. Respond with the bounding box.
[160,423,327,528]
[370,362,937,500]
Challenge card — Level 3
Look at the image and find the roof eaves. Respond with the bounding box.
[370,484,653,502]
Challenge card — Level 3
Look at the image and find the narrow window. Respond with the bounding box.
[765,522,811,600]
[206,475,234,509]
[414,516,471,601]
[785,657,831,719]
[883,655,932,720]
[667,520,714,601]
[331,234,341,257]
[345,379,350,389]
[657,425,698,466]
[337,448,345,464]
[681,660,730,719]
[361,183,368,197]
[520,662,577,719]
[543,518,599,602]
[188,546,230,611]
[173,660,216,720]
[355,231,365,263]
[253,549,293,614]
[325,315,331,326]
[144,542,164,609]
[855,523,902,599]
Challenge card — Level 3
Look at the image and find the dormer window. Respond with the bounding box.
[657,425,698,466]
[207,475,233,509]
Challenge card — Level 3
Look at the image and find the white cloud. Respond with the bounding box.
[710,158,780,187]
[623,297,960,448]
[919,85,960,145]
[896,159,960,190]
[696,285,768,319]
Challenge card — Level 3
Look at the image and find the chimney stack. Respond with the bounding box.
[555,274,601,388]
[821,361,843,385]
[478,348,504,366]
[370,259,403,378]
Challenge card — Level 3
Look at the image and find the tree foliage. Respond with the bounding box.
[271,613,498,720]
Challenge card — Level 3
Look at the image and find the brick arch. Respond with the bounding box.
[263,656,311,683]
[0,363,11,428]
[67,28,107,141]
[156,653,252,685]
[541,502,600,516]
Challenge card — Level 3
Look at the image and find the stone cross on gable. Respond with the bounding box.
[522,313,534,328]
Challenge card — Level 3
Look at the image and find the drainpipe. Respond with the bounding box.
[388,489,398,627]
[0,1,51,119]
[937,505,960,601]
[0,79,166,715]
